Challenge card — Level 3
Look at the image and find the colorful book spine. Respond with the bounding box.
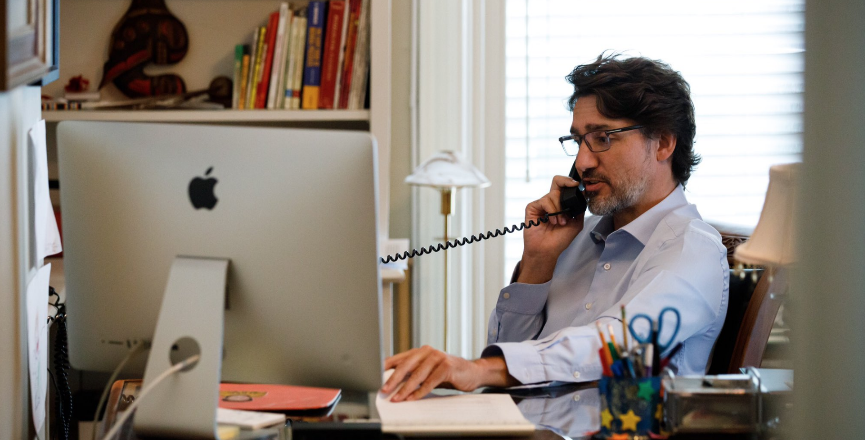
[232,44,245,109]
[332,0,352,109]
[247,26,267,109]
[318,0,346,109]
[301,1,326,110]
[237,48,251,110]
[244,28,261,109]
[349,0,370,110]
[290,15,308,109]
[268,3,291,110]
[274,9,294,109]
[338,0,361,109]
[256,11,280,109]
[283,11,300,109]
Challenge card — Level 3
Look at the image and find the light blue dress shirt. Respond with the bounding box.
[482,186,729,384]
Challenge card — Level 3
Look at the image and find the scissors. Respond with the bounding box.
[628,307,681,354]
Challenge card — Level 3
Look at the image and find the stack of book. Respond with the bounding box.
[232,0,371,111]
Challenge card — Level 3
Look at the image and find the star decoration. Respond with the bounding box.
[655,403,664,421]
[601,408,614,429]
[619,409,642,432]
[638,380,656,401]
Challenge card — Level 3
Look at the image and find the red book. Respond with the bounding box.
[255,11,280,109]
[318,0,346,109]
[219,383,341,412]
[338,0,362,109]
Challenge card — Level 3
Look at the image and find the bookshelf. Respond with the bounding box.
[42,0,392,237]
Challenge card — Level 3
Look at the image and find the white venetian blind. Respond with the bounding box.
[504,0,804,279]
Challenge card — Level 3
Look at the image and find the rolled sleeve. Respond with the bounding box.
[487,282,551,344]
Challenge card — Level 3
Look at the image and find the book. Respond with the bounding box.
[338,0,362,109]
[348,0,370,110]
[301,1,326,110]
[318,0,346,109]
[237,50,251,110]
[256,11,280,109]
[289,14,308,109]
[268,3,291,110]
[331,0,352,109]
[232,44,245,109]
[219,383,341,412]
[247,27,266,110]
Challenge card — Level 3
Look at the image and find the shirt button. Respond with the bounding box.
[573,394,581,402]
[603,263,611,270]
[585,303,592,310]
[573,371,581,379]
[503,292,510,299]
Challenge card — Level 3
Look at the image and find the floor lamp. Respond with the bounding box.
[405,151,490,352]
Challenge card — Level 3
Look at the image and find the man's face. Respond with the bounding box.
[571,95,655,216]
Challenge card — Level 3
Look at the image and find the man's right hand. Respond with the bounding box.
[516,175,585,284]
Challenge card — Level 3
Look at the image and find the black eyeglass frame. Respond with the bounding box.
[558,125,644,156]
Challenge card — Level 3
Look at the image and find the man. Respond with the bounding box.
[382,54,729,402]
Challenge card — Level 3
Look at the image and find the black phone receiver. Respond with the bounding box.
[558,164,587,218]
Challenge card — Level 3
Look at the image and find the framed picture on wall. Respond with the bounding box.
[1,0,58,91]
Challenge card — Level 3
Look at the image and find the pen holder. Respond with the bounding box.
[597,376,662,438]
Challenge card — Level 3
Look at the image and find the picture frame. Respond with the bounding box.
[1,0,58,91]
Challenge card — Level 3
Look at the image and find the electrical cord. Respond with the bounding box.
[47,286,72,440]
[101,354,201,440]
[379,210,570,264]
[91,341,150,440]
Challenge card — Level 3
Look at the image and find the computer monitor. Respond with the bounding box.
[57,121,384,393]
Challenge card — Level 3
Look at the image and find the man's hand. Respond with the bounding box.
[517,175,585,284]
[381,346,517,402]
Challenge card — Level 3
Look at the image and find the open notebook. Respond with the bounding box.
[375,370,535,436]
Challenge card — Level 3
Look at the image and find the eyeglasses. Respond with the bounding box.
[558,125,644,156]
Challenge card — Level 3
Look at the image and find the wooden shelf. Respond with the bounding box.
[42,109,370,123]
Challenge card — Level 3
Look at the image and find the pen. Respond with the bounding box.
[651,321,661,374]
[660,342,684,369]
[644,344,654,377]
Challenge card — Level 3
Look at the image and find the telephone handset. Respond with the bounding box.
[381,164,587,264]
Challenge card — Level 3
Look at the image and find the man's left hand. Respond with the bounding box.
[381,346,516,402]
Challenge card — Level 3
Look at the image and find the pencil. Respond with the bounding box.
[621,305,629,351]
[607,323,621,356]
[596,322,614,367]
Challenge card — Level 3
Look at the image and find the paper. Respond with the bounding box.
[28,119,62,262]
[26,263,52,433]
[216,408,286,430]
[376,370,535,435]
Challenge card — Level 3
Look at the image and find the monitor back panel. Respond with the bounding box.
[58,121,383,392]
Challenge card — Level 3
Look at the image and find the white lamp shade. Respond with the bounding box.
[405,150,491,189]
[734,162,800,266]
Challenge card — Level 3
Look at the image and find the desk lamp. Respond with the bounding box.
[406,151,490,352]
[734,162,800,279]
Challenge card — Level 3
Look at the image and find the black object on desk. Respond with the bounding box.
[289,421,382,440]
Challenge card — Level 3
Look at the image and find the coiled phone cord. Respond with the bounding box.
[48,286,73,440]
[380,210,570,264]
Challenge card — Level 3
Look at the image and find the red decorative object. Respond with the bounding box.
[98,0,189,98]
[64,75,91,93]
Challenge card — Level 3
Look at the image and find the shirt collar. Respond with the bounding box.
[590,185,690,245]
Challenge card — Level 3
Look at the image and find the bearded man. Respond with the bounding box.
[382,54,729,401]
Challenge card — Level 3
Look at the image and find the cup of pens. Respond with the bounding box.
[595,306,682,438]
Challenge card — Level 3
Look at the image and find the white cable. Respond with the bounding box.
[101,354,201,440]
[92,341,150,440]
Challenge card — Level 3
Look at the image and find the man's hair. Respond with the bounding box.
[566,53,699,186]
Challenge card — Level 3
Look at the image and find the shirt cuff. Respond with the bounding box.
[497,282,551,315]
[484,342,548,384]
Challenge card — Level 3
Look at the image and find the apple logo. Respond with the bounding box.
[188,167,219,210]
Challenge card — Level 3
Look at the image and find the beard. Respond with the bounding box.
[585,169,650,216]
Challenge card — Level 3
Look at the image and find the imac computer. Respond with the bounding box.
[57,121,384,436]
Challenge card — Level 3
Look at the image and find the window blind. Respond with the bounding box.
[504,0,804,279]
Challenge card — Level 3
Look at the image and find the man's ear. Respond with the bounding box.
[656,132,676,162]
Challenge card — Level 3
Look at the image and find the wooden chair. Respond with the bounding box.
[725,268,787,372]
